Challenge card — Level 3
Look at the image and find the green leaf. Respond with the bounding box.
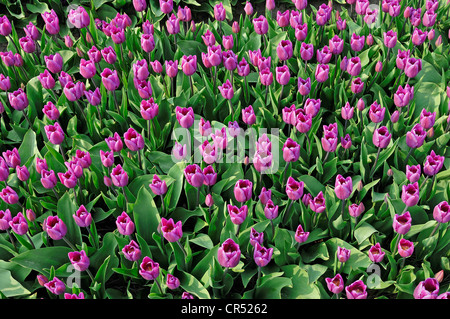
[57,192,82,247]
[133,187,161,244]
[178,270,211,299]
[0,269,31,297]
[11,247,72,277]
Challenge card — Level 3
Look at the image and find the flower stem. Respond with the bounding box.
[62,236,77,251]
[369,147,382,179]
[26,232,36,249]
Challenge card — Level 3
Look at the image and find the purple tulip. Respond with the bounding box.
[40,169,57,189]
[160,218,183,242]
[68,250,90,272]
[373,126,392,148]
[423,150,444,176]
[348,202,365,218]
[286,177,304,201]
[41,10,60,35]
[283,138,300,162]
[0,209,12,231]
[73,205,92,228]
[368,243,385,263]
[116,212,135,236]
[350,33,365,52]
[406,164,421,183]
[250,227,264,247]
[401,182,419,207]
[43,215,67,240]
[217,238,241,268]
[433,201,450,224]
[123,240,141,262]
[253,243,273,267]
[335,175,352,200]
[234,179,252,203]
[258,187,272,206]
[404,57,422,78]
[139,256,160,280]
[277,40,293,61]
[110,165,129,187]
[175,106,194,128]
[123,127,144,152]
[347,56,361,76]
[398,238,414,258]
[184,164,204,188]
[227,204,248,225]
[325,274,344,295]
[242,105,256,125]
[9,212,28,235]
[406,124,426,149]
[16,165,30,182]
[414,278,440,299]
[346,280,367,299]
[253,15,268,35]
[149,175,167,196]
[45,277,66,295]
[383,30,397,48]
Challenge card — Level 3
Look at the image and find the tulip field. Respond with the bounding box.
[0,0,449,302]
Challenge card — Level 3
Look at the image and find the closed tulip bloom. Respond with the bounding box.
[149,175,167,196]
[227,204,248,225]
[122,240,141,262]
[73,205,92,228]
[64,292,84,299]
[257,56,271,71]
[40,169,57,189]
[259,68,273,86]
[218,238,241,268]
[133,59,150,81]
[398,238,414,258]
[392,211,412,235]
[433,201,450,224]
[44,215,67,240]
[0,209,11,230]
[41,10,60,35]
[159,0,173,14]
[237,58,250,77]
[139,256,160,280]
[404,57,422,78]
[304,98,320,117]
[383,30,397,48]
[402,182,419,207]
[3,148,20,168]
[110,165,129,187]
[423,10,436,27]
[175,106,194,128]
[166,274,180,290]
[321,131,338,153]
[289,10,302,28]
[150,60,162,73]
[19,36,36,53]
[44,53,63,74]
[300,42,314,61]
[250,227,264,247]
[351,77,364,94]
[99,150,114,168]
[26,209,36,222]
[406,164,421,183]
[346,280,367,299]
[234,179,252,203]
[0,158,8,182]
[340,56,349,72]
[315,64,329,83]
[9,212,28,235]
[64,81,85,102]
[349,202,365,218]
[222,35,234,50]
[390,110,400,123]
[214,3,226,21]
[160,218,183,242]
[412,28,427,46]
[324,122,338,135]
[364,8,378,25]
[414,278,440,299]
[23,22,39,41]
[42,101,60,121]
[347,56,361,76]
[101,68,120,91]
[396,49,410,70]
[228,121,241,138]
[294,23,308,41]
[297,77,311,96]
[244,1,253,15]
[276,65,291,86]
[337,246,351,263]
[373,126,391,148]
[393,84,412,107]
[68,250,90,272]
[172,142,187,161]
[140,98,159,121]
[329,35,344,55]
[0,74,10,91]
[277,40,293,61]
[283,138,300,163]
[116,212,135,236]
[368,243,385,263]
[201,30,216,46]
[45,122,65,145]
[335,175,352,200]
[0,15,12,37]
[123,128,144,152]
[419,109,436,130]
[350,33,365,52]
[105,132,123,153]
[135,79,153,99]
[341,134,352,149]
[254,243,273,267]
[368,101,385,123]
[202,165,217,187]
[166,13,180,35]
[253,15,268,35]
[45,277,66,295]
[200,141,216,165]
[16,165,30,182]
[293,224,309,243]
[286,177,304,201]
[184,164,204,188]
[211,127,228,150]
[218,79,234,100]
[101,46,117,64]
[316,7,329,25]
[68,6,90,29]
[423,150,444,176]
[8,88,29,111]
[276,10,290,27]
[79,58,96,79]
[0,51,15,67]
[259,187,272,206]
[325,274,344,294]
[242,105,256,125]
[341,102,354,120]
[58,170,78,189]
[336,16,347,30]
[264,200,279,220]
[406,124,426,149]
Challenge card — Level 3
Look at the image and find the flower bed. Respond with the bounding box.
[0,0,448,300]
